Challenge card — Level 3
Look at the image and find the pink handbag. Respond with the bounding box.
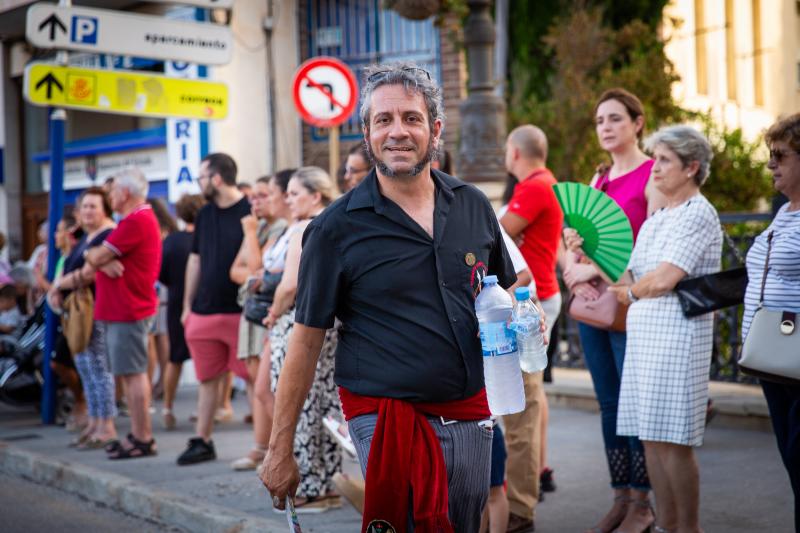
[568,278,628,332]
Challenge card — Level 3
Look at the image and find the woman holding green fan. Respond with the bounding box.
[571,125,721,533]
[562,88,662,533]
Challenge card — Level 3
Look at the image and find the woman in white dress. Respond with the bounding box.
[609,126,720,533]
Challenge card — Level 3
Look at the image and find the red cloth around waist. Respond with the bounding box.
[339,387,490,533]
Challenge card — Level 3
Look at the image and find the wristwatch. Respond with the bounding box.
[627,287,639,303]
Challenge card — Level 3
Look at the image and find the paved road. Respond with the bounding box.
[0,472,178,532]
[0,386,793,532]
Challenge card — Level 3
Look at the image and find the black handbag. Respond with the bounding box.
[674,232,748,318]
[243,271,283,324]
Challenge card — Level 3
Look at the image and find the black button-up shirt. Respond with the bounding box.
[295,169,516,402]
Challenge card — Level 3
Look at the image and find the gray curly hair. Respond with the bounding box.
[358,62,444,135]
[644,125,714,186]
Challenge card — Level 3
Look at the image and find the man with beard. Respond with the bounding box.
[177,152,252,465]
[260,63,516,532]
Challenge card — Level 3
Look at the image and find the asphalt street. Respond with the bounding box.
[0,383,793,532]
[0,472,177,532]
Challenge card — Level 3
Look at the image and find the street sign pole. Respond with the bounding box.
[41,107,66,424]
[329,126,339,191]
[41,0,70,425]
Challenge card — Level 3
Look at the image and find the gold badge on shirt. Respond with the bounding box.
[465,252,476,266]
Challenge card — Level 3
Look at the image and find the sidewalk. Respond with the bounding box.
[0,368,788,532]
[547,367,772,431]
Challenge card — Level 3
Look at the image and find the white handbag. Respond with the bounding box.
[739,231,800,385]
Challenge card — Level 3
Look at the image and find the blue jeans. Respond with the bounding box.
[578,322,650,490]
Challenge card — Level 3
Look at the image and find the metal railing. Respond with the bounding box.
[552,213,770,384]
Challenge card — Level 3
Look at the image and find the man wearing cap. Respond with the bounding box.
[260,62,516,532]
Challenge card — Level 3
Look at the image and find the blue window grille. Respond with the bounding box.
[307,0,441,141]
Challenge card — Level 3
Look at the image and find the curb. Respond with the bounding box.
[545,371,773,433]
[0,442,284,533]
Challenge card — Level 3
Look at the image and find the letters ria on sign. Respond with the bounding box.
[25,3,233,65]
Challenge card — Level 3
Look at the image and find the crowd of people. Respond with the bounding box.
[0,61,797,533]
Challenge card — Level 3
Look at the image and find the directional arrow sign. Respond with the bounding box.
[24,62,229,120]
[25,3,233,65]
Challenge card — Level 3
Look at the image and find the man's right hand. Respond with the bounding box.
[258,447,300,510]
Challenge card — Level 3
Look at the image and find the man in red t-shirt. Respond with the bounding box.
[83,168,162,460]
[500,125,564,532]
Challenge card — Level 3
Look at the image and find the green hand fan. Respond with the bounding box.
[552,182,633,282]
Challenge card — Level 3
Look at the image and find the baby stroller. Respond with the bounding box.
[0,301,46,407]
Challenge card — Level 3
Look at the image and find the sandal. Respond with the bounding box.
[614,498,655,533]
[68,433,91,448]
[586,495,630,533]
[108,433,157,460]
[78,437,117,451]
[104,439,122,454]
[230,448,266,471]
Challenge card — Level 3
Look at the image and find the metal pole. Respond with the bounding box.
[41,108,66,424]
[329,126,339,190]
[42,0,70,424]
[458,0,507,183]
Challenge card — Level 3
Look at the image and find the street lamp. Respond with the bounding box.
[458,0,507,183]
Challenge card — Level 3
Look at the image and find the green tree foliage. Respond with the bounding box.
[700,115,773,212]
[507,3,771,211]
[509,5,683,182]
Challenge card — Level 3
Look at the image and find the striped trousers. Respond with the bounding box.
[349,412,493,533]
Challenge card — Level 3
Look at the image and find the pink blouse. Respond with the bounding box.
[594,159,654,241]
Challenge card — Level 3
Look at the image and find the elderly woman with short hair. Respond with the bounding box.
[603,125,721,533]
[743,113,800,532]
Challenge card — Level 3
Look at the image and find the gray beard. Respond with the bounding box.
[366,138,437,180]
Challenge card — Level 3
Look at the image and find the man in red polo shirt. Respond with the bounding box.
[83,168,162,460]
[500,124,564,533]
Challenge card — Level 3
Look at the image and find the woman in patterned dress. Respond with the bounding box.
[743,114,800,532]
[607,126,720,533]
[262,166,341,513]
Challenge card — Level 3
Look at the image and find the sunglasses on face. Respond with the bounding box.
[769,148,800,163]
[367,66,432,83]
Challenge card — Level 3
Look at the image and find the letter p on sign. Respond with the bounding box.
[71,16,98,44]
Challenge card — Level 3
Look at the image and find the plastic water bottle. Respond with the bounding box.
[475,275,525,415]
[512,287,548,373]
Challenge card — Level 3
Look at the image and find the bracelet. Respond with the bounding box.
[627,286,639,303]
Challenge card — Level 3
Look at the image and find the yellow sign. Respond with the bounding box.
[23,62,228,120]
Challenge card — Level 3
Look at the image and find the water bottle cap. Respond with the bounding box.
[482,275,498,286]
[514,287,530,301]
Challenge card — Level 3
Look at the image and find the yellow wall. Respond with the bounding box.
[662,0,799,139]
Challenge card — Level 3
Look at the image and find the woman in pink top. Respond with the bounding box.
[563,89,665,533]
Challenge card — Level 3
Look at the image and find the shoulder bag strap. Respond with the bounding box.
[758,231,774,307]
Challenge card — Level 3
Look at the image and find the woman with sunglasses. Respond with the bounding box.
[742,113,800,532]
[562,88,664,533]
